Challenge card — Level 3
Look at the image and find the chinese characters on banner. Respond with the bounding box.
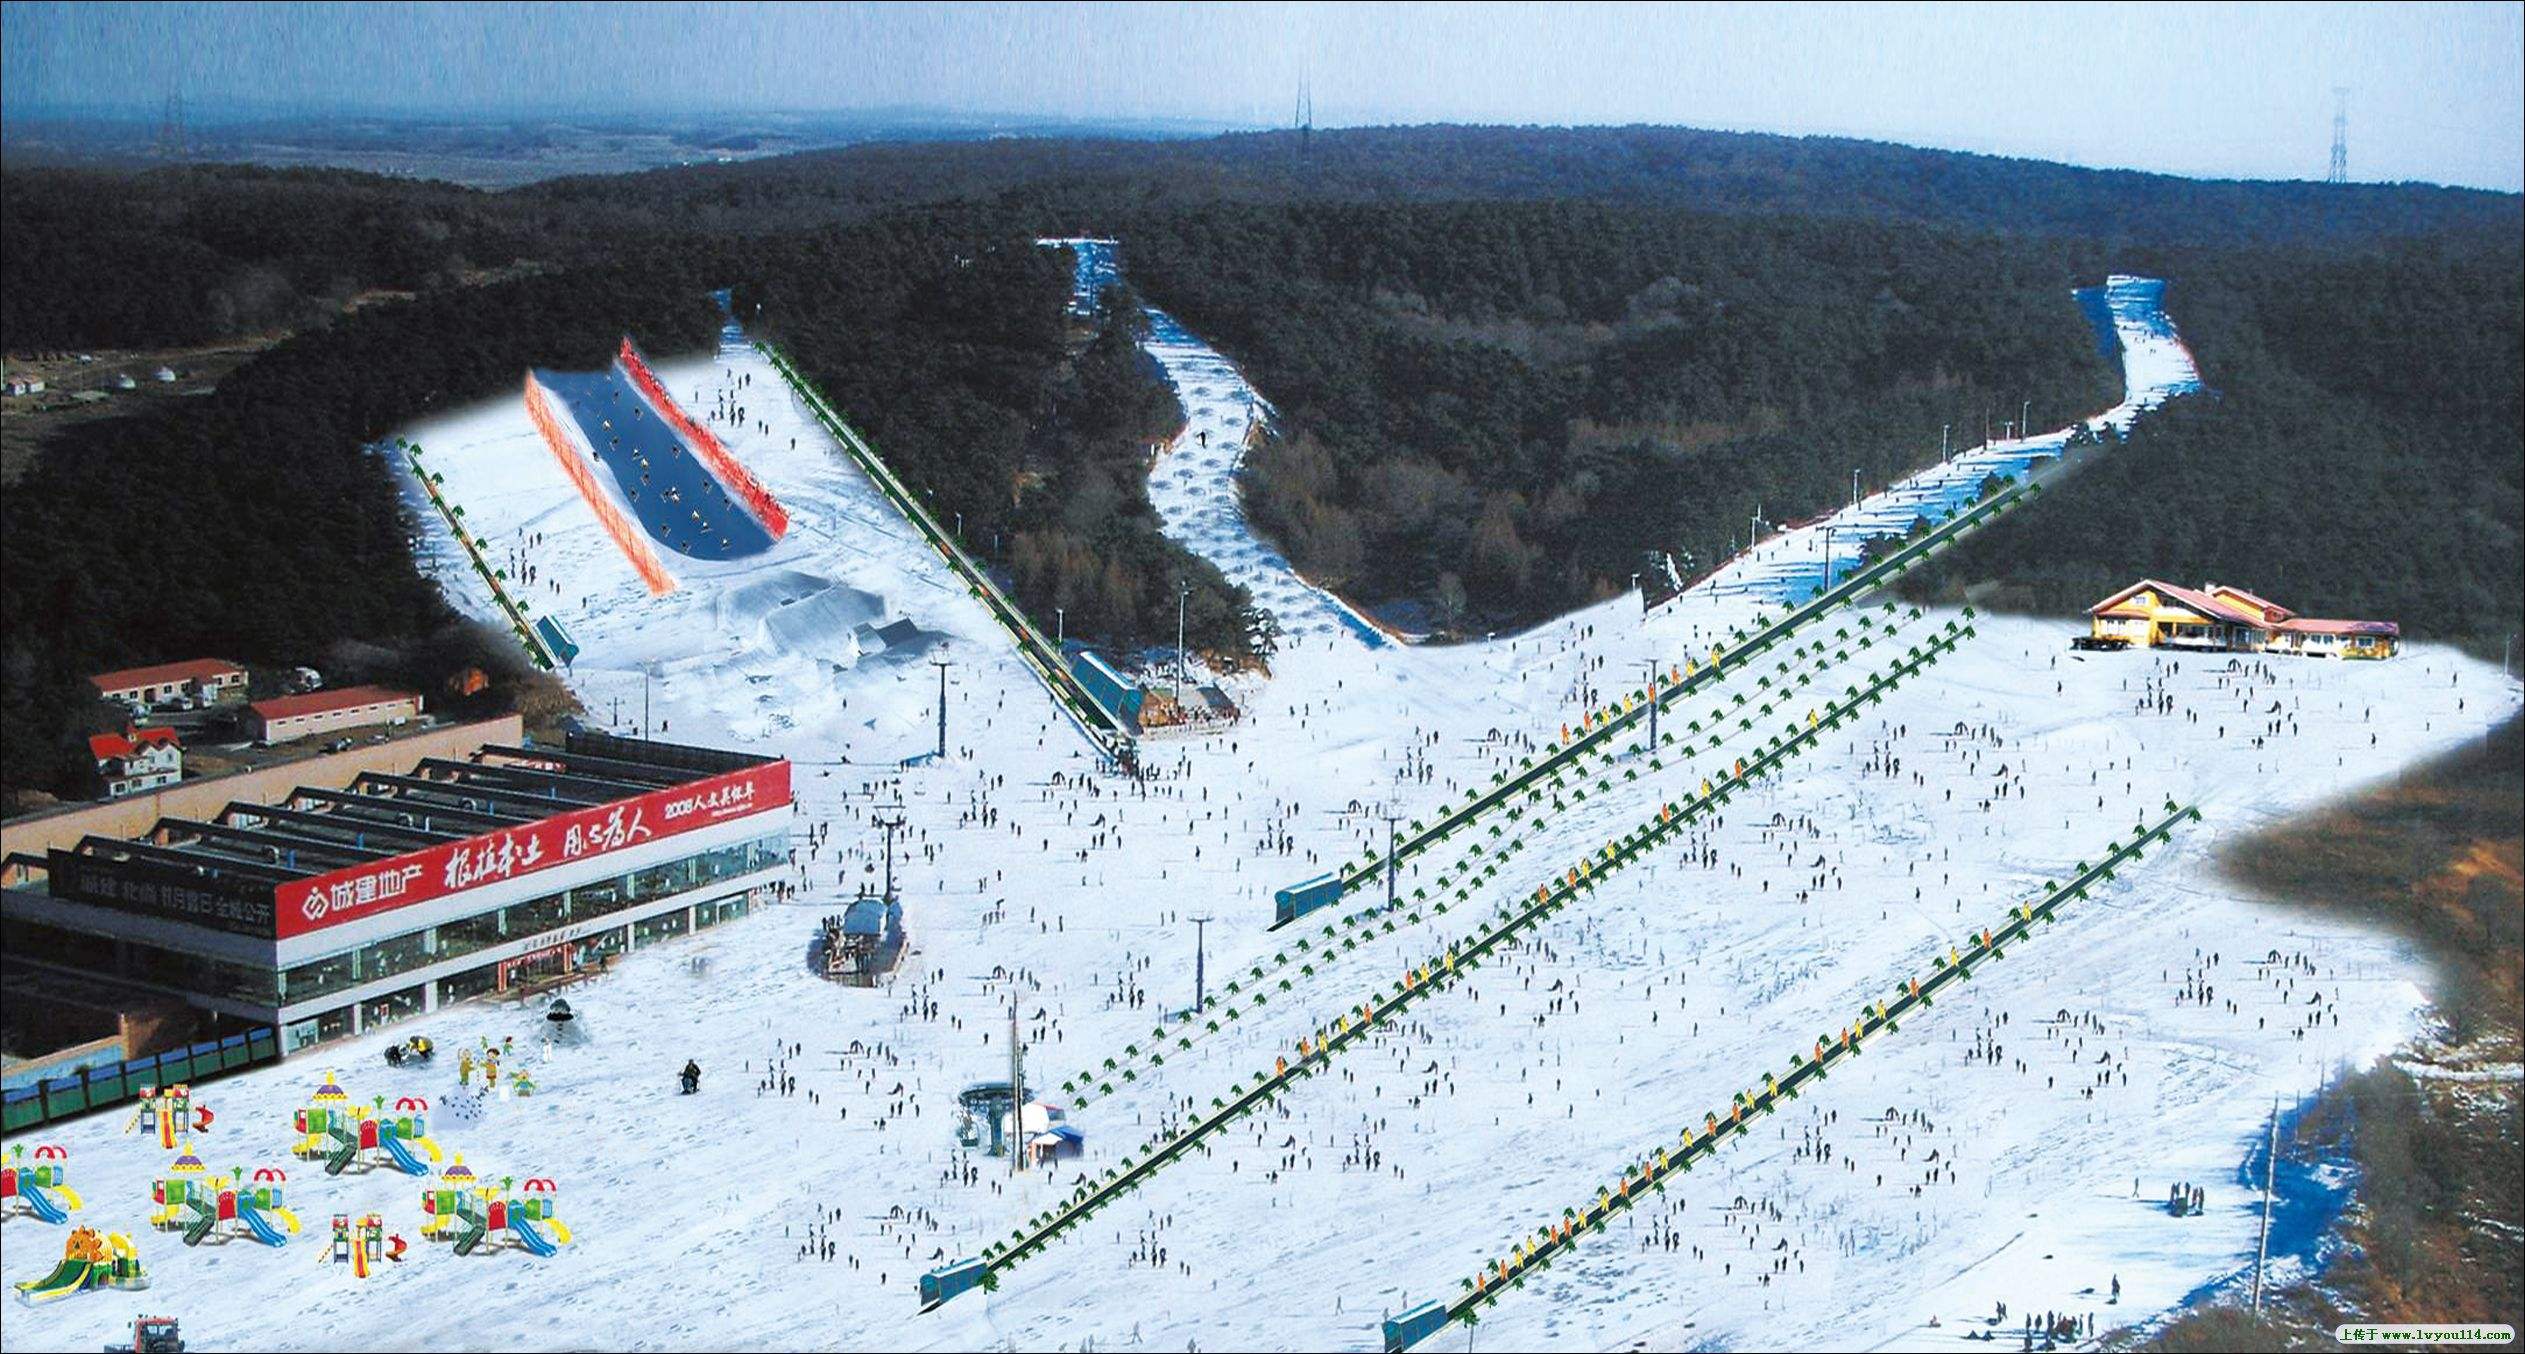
[275,760,789,938]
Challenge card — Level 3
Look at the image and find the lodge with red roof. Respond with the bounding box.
[90,659,247,710]
[88,727,183,799]
[2086,580,2399,659]
[246,687,424,746]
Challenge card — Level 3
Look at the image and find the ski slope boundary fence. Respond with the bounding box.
[1383,799,2205,1353]
[1312,480,2041,921]
[398,441,557,669]
[919,618,1977,1313]
[616,337,792,540]
[754,341,1134,763]
[1076,605,1932,1101]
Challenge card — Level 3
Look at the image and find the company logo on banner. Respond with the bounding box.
[276,760,790,938]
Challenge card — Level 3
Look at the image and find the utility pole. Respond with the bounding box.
[1643,660,1661,749]
[642,665,652,739]
[2022,399,2032,439]
[1383,808,1403,909]
[1009,995,1025,1176]
[2251,1099,2281,1308]
[1175,580,1191,707]
[1849,468,1860,512]
[872,806,906,903]
[1190,914,1212,1013]
[1941,424,1951,461]
[931,658,950,760]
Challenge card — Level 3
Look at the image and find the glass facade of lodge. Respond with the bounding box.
[5,831,784,1055]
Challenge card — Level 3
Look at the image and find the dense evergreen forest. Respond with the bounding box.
[1901,247,2524,648]
[2,124,2518,798]
[727,225,1262,663]
[0,253,723,800]
[1114,201,2124,629]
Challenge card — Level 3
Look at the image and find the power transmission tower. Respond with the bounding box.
[154,91,188,163]
[2327,87,2349,184]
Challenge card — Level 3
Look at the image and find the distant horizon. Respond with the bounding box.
[4,103,2518,198]
[4,2,2518,192]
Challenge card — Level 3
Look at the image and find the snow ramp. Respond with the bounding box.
[522,371,679,595]
[618,337,790,541]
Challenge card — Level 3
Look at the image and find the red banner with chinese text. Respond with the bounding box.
[274,760,790,938]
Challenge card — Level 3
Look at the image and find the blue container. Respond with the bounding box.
[1273,872,1344,928]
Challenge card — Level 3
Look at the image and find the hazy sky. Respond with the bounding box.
[5,1,2519,190]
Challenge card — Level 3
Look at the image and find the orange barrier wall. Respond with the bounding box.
[616,338,790,540]
[522,373,678,596]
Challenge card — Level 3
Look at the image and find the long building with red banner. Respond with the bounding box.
[2,732,791,1056]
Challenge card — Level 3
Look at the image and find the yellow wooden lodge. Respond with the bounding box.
[2085,580,2399,659]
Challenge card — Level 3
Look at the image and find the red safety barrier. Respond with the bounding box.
[616,338,790,541]
[523,373,679,596]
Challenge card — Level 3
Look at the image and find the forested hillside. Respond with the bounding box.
[530,124,2522,254]
[1117,201,2122,630]
[728,223,1261,663]
[3,131,2517,798]
[0,252,723,800]
[1901,247,2524,649]
[0,166,539,349]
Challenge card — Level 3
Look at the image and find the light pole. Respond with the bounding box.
[1643,659,1662,749]
[1174,580,1191,706]
[1190,915,1212,1013]
[2023,399,2032,438]
[930,658,950,760]
[1054,607,1065,651]
[1850,468,1860,512]
[1383,808,1403,909]
[1942,424,1951,461]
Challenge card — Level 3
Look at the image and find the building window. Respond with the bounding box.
[283,951,359,1005]
[359,929,434,983]
[633,908,690,948]
[436,910,505,961]
[503,892,568,940]
[358,984,425,1031]
[436,965,500,1007]
[572,877,633,918]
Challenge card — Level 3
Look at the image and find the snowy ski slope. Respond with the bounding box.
[4,276,2512,1354]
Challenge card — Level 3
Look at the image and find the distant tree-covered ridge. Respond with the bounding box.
[1109,200,2124,631]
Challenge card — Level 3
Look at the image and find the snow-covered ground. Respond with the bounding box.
[6,283,2513,1354]
[1044,237,1392,649]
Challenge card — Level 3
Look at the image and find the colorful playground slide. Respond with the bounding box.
[509,1216,559,1257]
[20,1180,79,1224]
[236,1196,299,1248]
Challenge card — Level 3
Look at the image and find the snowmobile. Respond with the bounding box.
[382,1036,436,1068]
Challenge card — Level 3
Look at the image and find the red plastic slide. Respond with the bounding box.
[616,338,790,541]
[522,373,679,596]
